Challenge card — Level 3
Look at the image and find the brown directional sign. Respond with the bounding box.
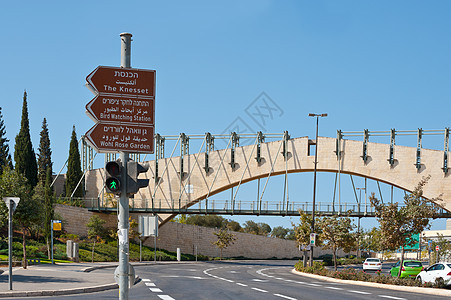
[86,66,155,98]
[85,94,154,125]
[85,123,154,154]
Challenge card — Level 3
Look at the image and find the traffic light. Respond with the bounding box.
[105,160,122,194]
[127,161,150,195]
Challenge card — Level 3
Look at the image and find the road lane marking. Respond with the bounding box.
[145,282,156,286]
[142,279,151,282]
[149,288,163,293]
[236,283,248,286]
[252,287,268,293]
[378,296,406,300]
[305,283,322,286]
[158,296,175,300]
[251,279,268,282]
[325,286,343,290]
[274,294,298,300]
[349,290,371,295]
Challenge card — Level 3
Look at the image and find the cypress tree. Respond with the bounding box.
[0,107,12,174]
[37,118,52,184]
[14,91,38,188]
[65,125,83,198]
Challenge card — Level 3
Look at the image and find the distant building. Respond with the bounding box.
[421,219,451,242]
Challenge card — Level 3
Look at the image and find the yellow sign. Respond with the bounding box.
[53,221,62,231]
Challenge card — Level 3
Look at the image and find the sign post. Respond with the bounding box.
[85,33,155,300]
[3,197,20,291]
[51,220,62,264]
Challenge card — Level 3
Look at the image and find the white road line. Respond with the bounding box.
[252,287,268,293]
[142,279,151,282]
[158,295,175,300]
[274,294,298,300]
[149,288,163,293]
[236,283,248,287]
[349,290,371,295]
[378,296,406,300]
[306,283,322,287]
[145,282,156,286]
[251,279,268,282]
[325,286,343,290]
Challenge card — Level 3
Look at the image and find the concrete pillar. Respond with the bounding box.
[66,240,74,258]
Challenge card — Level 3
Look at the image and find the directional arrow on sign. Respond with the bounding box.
[85,94,154,125]
[85,122,154,154]
[86,66,155,98]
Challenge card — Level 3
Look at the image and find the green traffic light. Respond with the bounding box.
[106,177,120,192]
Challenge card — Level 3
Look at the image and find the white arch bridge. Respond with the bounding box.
[73,129,451,224]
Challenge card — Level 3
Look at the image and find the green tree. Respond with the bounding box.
[318,215,356,271]
[0,168,40,269]
[65,126,83,198]
[212,228,236,260]
[87,215,107,262]
[33,168,55,258]
[186,215,226,228]
[370,177,441,277]
[225,220,242,232]
[0,107,12,174]
[14,90,38,188]
[37,118,52,184]
[243,220,271,236]
[271,226,289,239]
[293,209,323,263]
[359,227,382,254]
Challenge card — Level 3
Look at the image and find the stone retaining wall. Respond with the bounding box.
[55,204,347,259]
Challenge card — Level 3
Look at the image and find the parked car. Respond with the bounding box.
[363,258,382,271]
[389,260,423,278]
[416,262,451,286]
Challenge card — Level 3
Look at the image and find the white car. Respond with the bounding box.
[416,262,451,286]
[363,258,382,271]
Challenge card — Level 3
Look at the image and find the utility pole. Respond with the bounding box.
[118,32,132,300]
[308,113,327,266]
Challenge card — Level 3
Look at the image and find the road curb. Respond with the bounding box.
[291,269,451,297]
[0,283,119,298]
[0,261,198,297]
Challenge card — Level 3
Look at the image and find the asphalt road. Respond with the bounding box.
[8,260,449,300]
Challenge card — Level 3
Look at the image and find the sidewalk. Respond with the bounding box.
[0,262,126,298]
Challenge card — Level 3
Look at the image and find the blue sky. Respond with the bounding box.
[0,1,450,231]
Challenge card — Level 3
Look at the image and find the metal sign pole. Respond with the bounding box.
[51,220,54,264]
[8,199,13,290]
[118,32,132,300]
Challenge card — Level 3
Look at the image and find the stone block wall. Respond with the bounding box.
[55,204,349,259]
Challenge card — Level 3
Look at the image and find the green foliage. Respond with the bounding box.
[293,260,438,287]
[37,118,52,185]
[360,227,383,253]
[65,126,83,198]
[243,220,271,236]
[318,215,356,271]
[186,215,227,228]
[292,209,322,247]
[0,107,13,175]
[212,228,236,259]
[14,91,38,188]
[370,177,441,276]
[87,215,107,241]
[270,226,289,239]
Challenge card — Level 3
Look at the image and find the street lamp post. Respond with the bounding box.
[308,113,327,266]
[356,187,365,258]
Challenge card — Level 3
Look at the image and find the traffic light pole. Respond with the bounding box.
[118,32,132,300]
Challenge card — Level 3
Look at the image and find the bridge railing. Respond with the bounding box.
[71,197,450,218]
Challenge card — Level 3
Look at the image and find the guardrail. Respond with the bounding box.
[64,197,451,218]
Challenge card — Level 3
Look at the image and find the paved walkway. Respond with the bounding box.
[0,262,123,298]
